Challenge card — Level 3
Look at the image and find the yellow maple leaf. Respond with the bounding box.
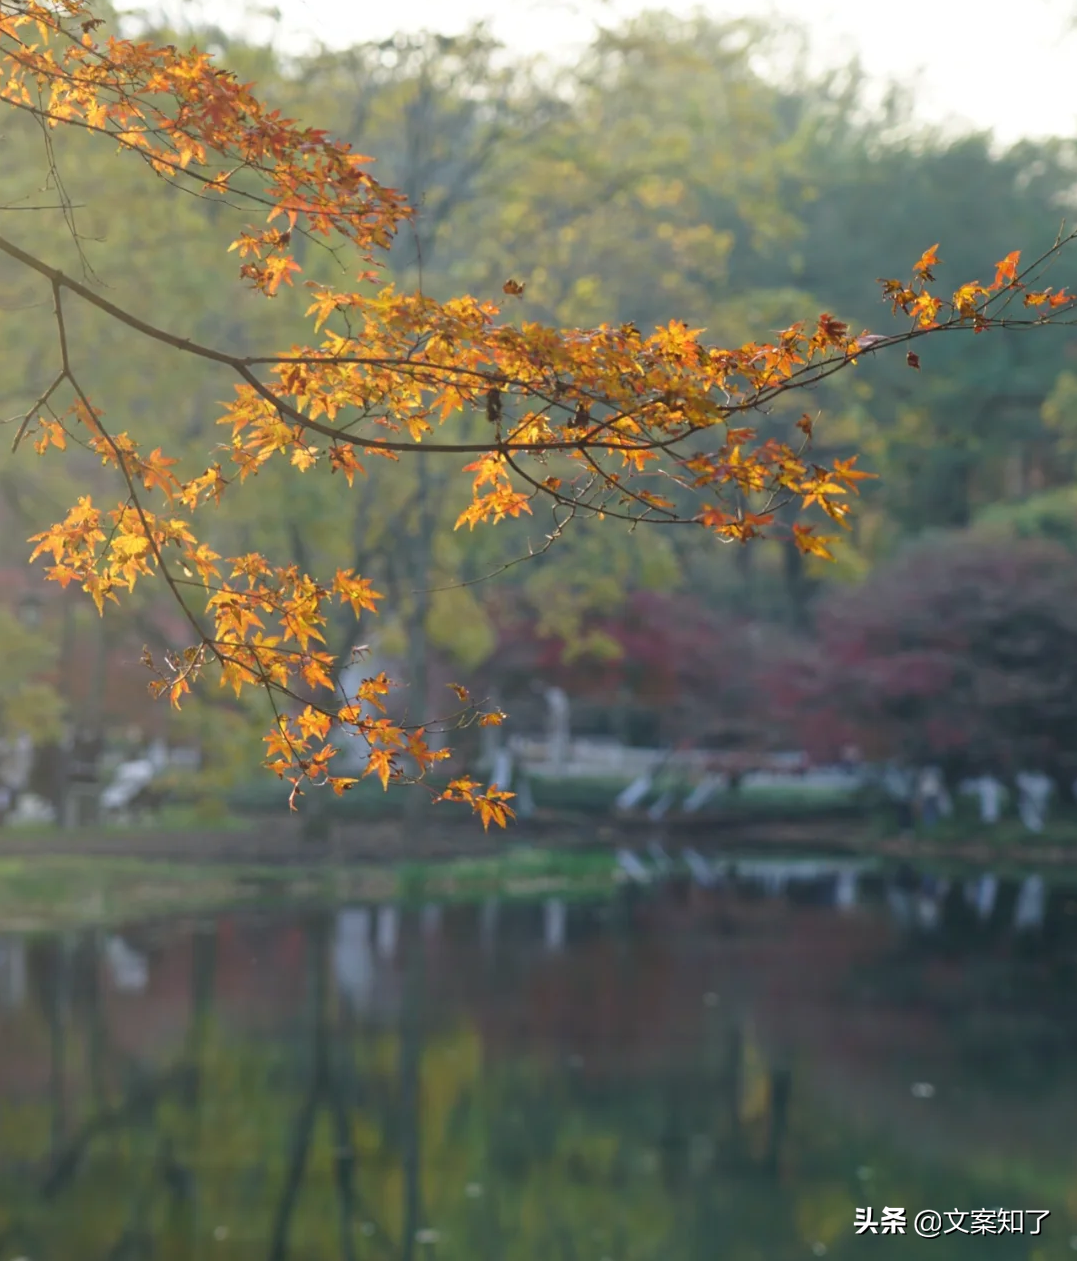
[363,747,395,791]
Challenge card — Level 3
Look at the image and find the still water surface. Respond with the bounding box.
[1,862,1076,1259]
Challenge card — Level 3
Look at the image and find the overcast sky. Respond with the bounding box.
[141,0,1077,146]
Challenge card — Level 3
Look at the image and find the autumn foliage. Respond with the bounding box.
[2,0,1076,824]
[485,590,786,750]
[764,535,1077,781]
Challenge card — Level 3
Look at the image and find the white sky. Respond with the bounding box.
[147,0,1077,146]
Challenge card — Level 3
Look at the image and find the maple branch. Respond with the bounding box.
[418,500,579,594]
[499,446,689,530]
[0,235,893,463]
[35,273,216,657]
[0,232,637,455]
[69,376,215,657]
[9,368,64,450]
[5,229,1073,509]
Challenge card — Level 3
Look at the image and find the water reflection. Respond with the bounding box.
[0,861,1075,1258]
[0,936,25,1008]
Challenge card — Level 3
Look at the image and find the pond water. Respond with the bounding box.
[1,860,1076,1259]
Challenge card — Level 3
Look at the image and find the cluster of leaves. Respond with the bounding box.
[2,0,1075,823]
[884,243,1070,335]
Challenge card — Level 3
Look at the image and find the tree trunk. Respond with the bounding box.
[404,462,434,824]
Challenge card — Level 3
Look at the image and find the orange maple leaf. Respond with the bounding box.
[913,244,940,281]
[990,250,1021,292]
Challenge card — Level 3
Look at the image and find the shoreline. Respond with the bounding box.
[0,810,868,864]
[0,815,1074,932]
[0,810,1073,868]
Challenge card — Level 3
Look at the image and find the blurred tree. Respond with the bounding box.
[0,607,64,743]
[481,587,796,752]
[764,533,1077,784]
[772,110,1077,541]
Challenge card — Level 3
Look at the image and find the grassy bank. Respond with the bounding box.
[7,830,1077,932]
[7,782,1077,933]
[865,799,1077,850]
[0,846,623,932]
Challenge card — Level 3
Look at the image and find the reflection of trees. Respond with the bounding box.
[3,904,1077,1260]
[268,914,357,1261]
[0,929,209,1259]
[436,1039,797,1261]
[44,933,70,1160]
[398,915,423,1261]
[849,884,1077,1101]
[4,915,809,1260]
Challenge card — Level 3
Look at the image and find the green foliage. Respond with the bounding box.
[974,484,1077,548]
[0,608,63,741]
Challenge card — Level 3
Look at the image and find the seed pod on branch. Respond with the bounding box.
[486,387,502,425]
